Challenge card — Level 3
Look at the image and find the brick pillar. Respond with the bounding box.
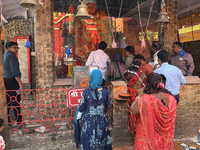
[159,0,178,54]
[0,26,10,150]
[35,0,55,89]
[111,81,134,148]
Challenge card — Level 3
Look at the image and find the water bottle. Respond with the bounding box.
[16,88,22,95]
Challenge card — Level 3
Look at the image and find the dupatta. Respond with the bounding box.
[136,94,177,150]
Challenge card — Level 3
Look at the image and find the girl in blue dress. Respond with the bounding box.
[76,69,112,150]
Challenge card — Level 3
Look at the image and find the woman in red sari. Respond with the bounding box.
[130,73,177,150]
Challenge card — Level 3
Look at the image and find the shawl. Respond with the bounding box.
[89,69,102,90]
[135,94,177,150]
[123,59,147,90]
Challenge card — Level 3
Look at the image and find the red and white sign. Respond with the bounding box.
[67,89,84,107]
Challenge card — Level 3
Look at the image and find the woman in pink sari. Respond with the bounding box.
[130,73,177,150]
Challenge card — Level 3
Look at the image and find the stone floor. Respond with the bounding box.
[113,138,200,150]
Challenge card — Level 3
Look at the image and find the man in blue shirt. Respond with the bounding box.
[3,42,25,124]
[153,50,186,103]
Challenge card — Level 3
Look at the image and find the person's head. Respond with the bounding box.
[130,59,143,72]
[150,41,161,55]
[7,42,19,54]
[172,42,182,55]
[134,54,146,65]
[147,73,164,93]
[125,46,135,57]
[157,50,169,64]
[113,53,123,63]
[98,41,107,50]
[84,0,97,15]
[159,74,166,85]
[0,119,4,132]
[89,69,103,90]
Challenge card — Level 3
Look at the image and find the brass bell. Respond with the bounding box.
[19,0,42,10]
[155,10,170,24]
[75,0,91,20]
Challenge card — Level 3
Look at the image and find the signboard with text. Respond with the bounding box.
[67,89,84,107]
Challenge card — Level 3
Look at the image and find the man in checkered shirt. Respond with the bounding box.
[86,41,111,85]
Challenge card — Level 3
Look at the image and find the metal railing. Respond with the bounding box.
[6,87,113,137]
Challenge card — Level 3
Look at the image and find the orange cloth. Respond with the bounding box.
[1,28,4,41]
[143,63,153,76]
[134,94,177,150]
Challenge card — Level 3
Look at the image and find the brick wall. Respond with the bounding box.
[123,20,140,47]
[175,84,200,139]
[111,81,135,148]
[3,19,33,44]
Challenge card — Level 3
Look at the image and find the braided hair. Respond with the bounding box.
[147,73,164,92]
[94,89,99,108]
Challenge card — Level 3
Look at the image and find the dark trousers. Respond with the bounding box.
[4,78,22,123]
[174,94,179,104]
[102,79,105,86]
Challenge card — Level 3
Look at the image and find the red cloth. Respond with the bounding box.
[127,87,138,136]
[123,59,147,90]
[134,94,177,150]
[143,63,153,76]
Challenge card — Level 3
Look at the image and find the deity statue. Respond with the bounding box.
[68,0,112,63]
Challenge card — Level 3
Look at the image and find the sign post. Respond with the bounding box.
[67,89,84,107]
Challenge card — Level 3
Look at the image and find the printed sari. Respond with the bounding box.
[134,94,177,150]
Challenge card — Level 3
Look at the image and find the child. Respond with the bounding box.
[0,119,5,150]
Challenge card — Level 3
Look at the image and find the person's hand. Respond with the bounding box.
[78,119,81,126]
[19,83,25,90]
[137,87,145,97]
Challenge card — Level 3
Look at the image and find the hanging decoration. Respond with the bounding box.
[0,0,2,25]
[104,0,115,48]
[105,0,123,48]
[19,0,42,11]
[174,0,192,50]
[15,0,37,48]
[75,0,91,20]
[155,0,169,24]
[137,0,155,49]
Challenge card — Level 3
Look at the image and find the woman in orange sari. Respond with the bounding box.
[130,73,177,150]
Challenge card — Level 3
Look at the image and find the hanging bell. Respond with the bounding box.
[75,0,91,20]
[19,0,42,10]
[155,10,170,24]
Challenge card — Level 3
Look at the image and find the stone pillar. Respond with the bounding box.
[0,26,10,150]
[159,0,178,54]
[35,0,55,89]
[111,81,134,148]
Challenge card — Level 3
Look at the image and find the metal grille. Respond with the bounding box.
[7,87,113,136]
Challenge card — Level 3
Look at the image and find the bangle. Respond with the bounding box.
[136,96,140,99]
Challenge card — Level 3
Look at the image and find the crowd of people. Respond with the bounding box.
[4,40,194,149]
[75,40,195,150]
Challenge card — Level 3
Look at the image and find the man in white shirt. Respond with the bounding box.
[150,41,162,69]
[85,41,111,85]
